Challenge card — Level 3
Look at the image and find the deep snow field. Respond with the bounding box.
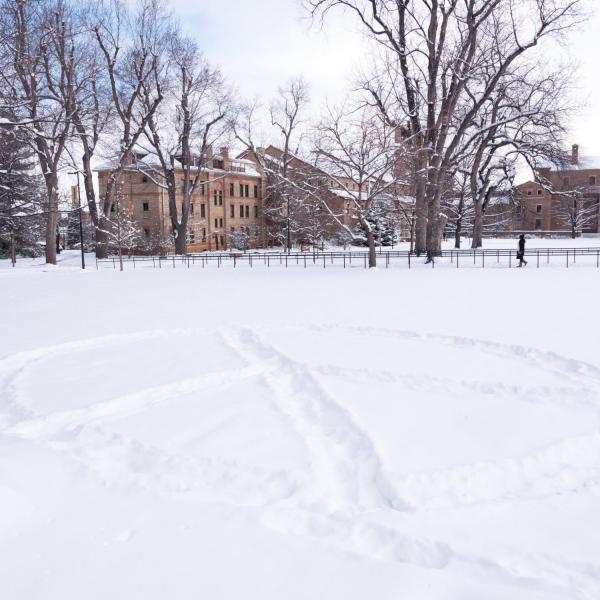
[2,251,600,599]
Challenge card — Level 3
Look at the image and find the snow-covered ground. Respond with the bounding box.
[2,251,600,599]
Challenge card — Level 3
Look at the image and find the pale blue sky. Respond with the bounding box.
[170,0,600,156]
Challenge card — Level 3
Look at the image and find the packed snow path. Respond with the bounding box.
[1,262,600,599]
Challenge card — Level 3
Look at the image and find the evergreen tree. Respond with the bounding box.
[0,112,44,260]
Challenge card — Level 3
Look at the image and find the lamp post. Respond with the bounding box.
[69,171,85,269]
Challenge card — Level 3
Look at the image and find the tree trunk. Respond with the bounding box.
[471,201,483,248]
[454,216,462,248]
[414,193,427,255]
[10,230,16,267]
[44,180,59,264]
[96,214,109,259]
[425,196,442,256]
[82,153,98,228]
[174,226,187,254]
[367,230,377,268]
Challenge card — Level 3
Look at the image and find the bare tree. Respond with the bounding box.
[140,32,229,254]
[63,2,113,254]
[553,194,599,238]
[269,77,310,251]
[310,0,583,257]
[313,106,399,268]
[0,0,76,264]
[90,0,167,258]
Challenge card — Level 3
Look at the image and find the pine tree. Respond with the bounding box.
[0,112,44,261]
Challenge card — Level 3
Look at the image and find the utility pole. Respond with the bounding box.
[76,172,85,269]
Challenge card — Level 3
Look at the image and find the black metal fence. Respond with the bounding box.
[96,246,600,270]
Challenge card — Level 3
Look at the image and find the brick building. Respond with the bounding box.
[96,147,265,253]
[514,145,600,236]
[241,145,413,244]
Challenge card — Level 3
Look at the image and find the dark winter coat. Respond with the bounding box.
[518,237,526,256]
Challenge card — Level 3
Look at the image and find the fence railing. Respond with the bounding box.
[95,246,600,270]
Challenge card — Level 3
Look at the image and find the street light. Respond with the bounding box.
[68,171,85,269]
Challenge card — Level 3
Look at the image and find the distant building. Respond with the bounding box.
[514,145,600,236]
[96,147,265,253]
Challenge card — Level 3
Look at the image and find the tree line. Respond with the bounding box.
[0,0,585,266]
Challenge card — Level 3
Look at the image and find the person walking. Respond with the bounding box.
[517,234,527,267]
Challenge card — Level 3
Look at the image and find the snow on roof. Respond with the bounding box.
[95,156,261,178]
[573,156,600,171]
[538,152,600,172]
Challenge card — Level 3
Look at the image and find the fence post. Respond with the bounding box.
[304,255,306,268]
[537,251,539,268]
[482,252,484,269]
[364,254,366,269]
[408,252,411,269]
[234,255,236,268]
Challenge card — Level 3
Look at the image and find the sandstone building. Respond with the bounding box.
[96,148,265,252]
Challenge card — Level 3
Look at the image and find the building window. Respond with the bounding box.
[536,204,542,213]
[110,204,116,212]
[200,204,206,218]
[244,184,249,197]
[189,230,195,243]
[214,191,218,206]
[527,190,532,196]
[230,183,235,196]
[239,183,244,197]
[590,176,597,186]
[535,218,542,230]
[220,235,225,247]
[190,203,194,214]
[202,228,206,241]
[245,205,250,218]
[219,218,223,227]
[143,202,149,212]
[239,204,244,218]
[218,191,223,205]
[142,175,148,183]
[230,204,234,218]
[254,205,258,218]
[563,177,570,187]
[200,183,205,195]
[214,218,218,228]
[537,189,542,195]
[143,227,150,238]
[254,185,258,198]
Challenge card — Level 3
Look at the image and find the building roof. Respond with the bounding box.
[95,154,260,178]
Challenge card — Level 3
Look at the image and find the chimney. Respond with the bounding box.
[220,147,230,170]
[572,144,579,165]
